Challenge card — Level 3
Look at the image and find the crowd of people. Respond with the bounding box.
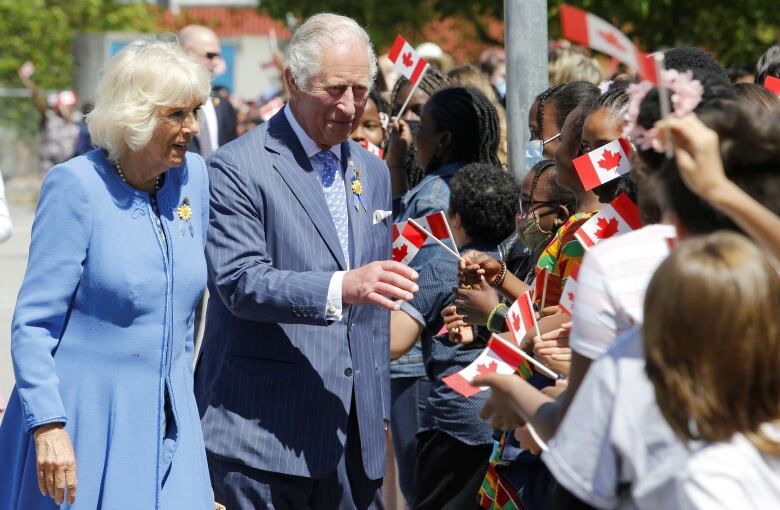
[1,9,780,510]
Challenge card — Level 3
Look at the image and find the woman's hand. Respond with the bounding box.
[515,425,542,455]
[459,250,502,286]
[655,113,730,202]
[34,423,77,505]
[441,305,474,344]
[472,373,528,430]
[532,323,572,377]
[452,278,500,326]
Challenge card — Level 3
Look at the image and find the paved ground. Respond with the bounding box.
[0,203,34,422]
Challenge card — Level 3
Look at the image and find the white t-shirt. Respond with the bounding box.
[678,424,780,509]
[569,224,676,360]
[542,328,688,509]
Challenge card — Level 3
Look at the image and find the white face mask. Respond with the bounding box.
[525,139,544,171]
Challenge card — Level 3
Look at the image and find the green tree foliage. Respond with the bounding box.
[260,0,778,66]
[0,0,156,134]
[546,1,779,66]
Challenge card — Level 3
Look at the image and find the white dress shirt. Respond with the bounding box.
[284,105,347,321]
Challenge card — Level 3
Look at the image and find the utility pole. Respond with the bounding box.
[505,0,549,181]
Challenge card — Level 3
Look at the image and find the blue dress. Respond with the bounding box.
[0,149,214,509]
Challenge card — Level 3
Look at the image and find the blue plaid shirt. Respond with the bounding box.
[391,161,463,378]
[399,243,499,446]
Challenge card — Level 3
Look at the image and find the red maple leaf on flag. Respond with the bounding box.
[510,312,521,332]
[597,149,621,170]
[402,52,414,68]
[595,217,620,239]
[475,360,499,377]
[392,243,409,262]
[598,30,628,52]
[567,291,575,303]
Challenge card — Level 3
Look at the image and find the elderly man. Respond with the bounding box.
[179,24,237,157]
[195,13,419,509]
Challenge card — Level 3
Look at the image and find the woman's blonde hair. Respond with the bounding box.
[87,38,211,161]
[644,232,780,454]
[548,46,602,86]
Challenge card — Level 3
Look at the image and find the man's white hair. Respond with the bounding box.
[87,39,211,161]
[286,13,378,91]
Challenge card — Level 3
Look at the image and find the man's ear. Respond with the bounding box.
[283,68,299,97]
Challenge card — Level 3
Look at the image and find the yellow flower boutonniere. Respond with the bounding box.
[177,197,194,236]
[349,161,368,212]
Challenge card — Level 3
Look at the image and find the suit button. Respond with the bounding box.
[344,368,353,377]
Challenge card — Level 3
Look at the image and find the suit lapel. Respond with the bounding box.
[265,113,348,270]
[343,142,367,269]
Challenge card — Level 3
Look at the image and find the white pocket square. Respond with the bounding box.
[372,209,392,225]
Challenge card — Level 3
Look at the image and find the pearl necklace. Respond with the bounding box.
[114,160,161,194]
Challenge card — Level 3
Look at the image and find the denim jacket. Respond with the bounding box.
[391,161,463,378]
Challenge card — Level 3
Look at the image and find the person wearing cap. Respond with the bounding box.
[416,42,454,73]
[18,68,80,174]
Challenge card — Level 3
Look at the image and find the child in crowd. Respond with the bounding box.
[644,232,780,509]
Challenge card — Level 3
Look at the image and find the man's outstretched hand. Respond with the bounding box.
[343,260,419,310]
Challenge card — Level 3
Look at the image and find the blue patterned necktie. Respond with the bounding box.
[315,150,350,266]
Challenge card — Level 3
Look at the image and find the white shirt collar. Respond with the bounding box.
[284,104,341,162]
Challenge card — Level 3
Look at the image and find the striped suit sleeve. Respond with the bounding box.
[205,147,333,324]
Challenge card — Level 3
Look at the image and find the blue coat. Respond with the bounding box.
[0,150,213,509]
[195,110,392,479]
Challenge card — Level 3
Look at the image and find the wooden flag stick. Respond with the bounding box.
[511,335,561,380]
[653,53,675,159]
[539,270,549,312]
[395,64,429,119]
[408,218,463,262]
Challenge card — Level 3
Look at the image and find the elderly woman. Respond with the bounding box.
[0,40,214,509]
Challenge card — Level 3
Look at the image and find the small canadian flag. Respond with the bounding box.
[532,268,549,306]
[575,193,642,250]
[506,292,538,346]
[558,264,580,316]
[560,4,658,83]
[388,35,428,86]
[392,211,453,265]
[764,76,780,96]
[573,137,634,192]
[360,139,384,159]
[443,335,528,397]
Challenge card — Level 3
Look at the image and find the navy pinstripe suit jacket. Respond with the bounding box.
[194,110,392,479]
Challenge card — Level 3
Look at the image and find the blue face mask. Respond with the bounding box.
[495,79,506,100]
[525,140,544,171]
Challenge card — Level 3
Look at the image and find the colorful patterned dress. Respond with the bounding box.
[478,211,597,510]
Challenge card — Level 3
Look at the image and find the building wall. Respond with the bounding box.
[73,31,282,105]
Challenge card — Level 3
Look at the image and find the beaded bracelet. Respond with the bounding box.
[486,303,508,333]
[489,261,507,289]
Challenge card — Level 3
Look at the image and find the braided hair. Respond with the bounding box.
[593,84,629,127]
[534,84,565,138]
[390,68,451,116]
[425,86,501,167]
[529,159,576,214]
[548,81,601,132]
[369,87,390,116]
[390,68,451,188]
